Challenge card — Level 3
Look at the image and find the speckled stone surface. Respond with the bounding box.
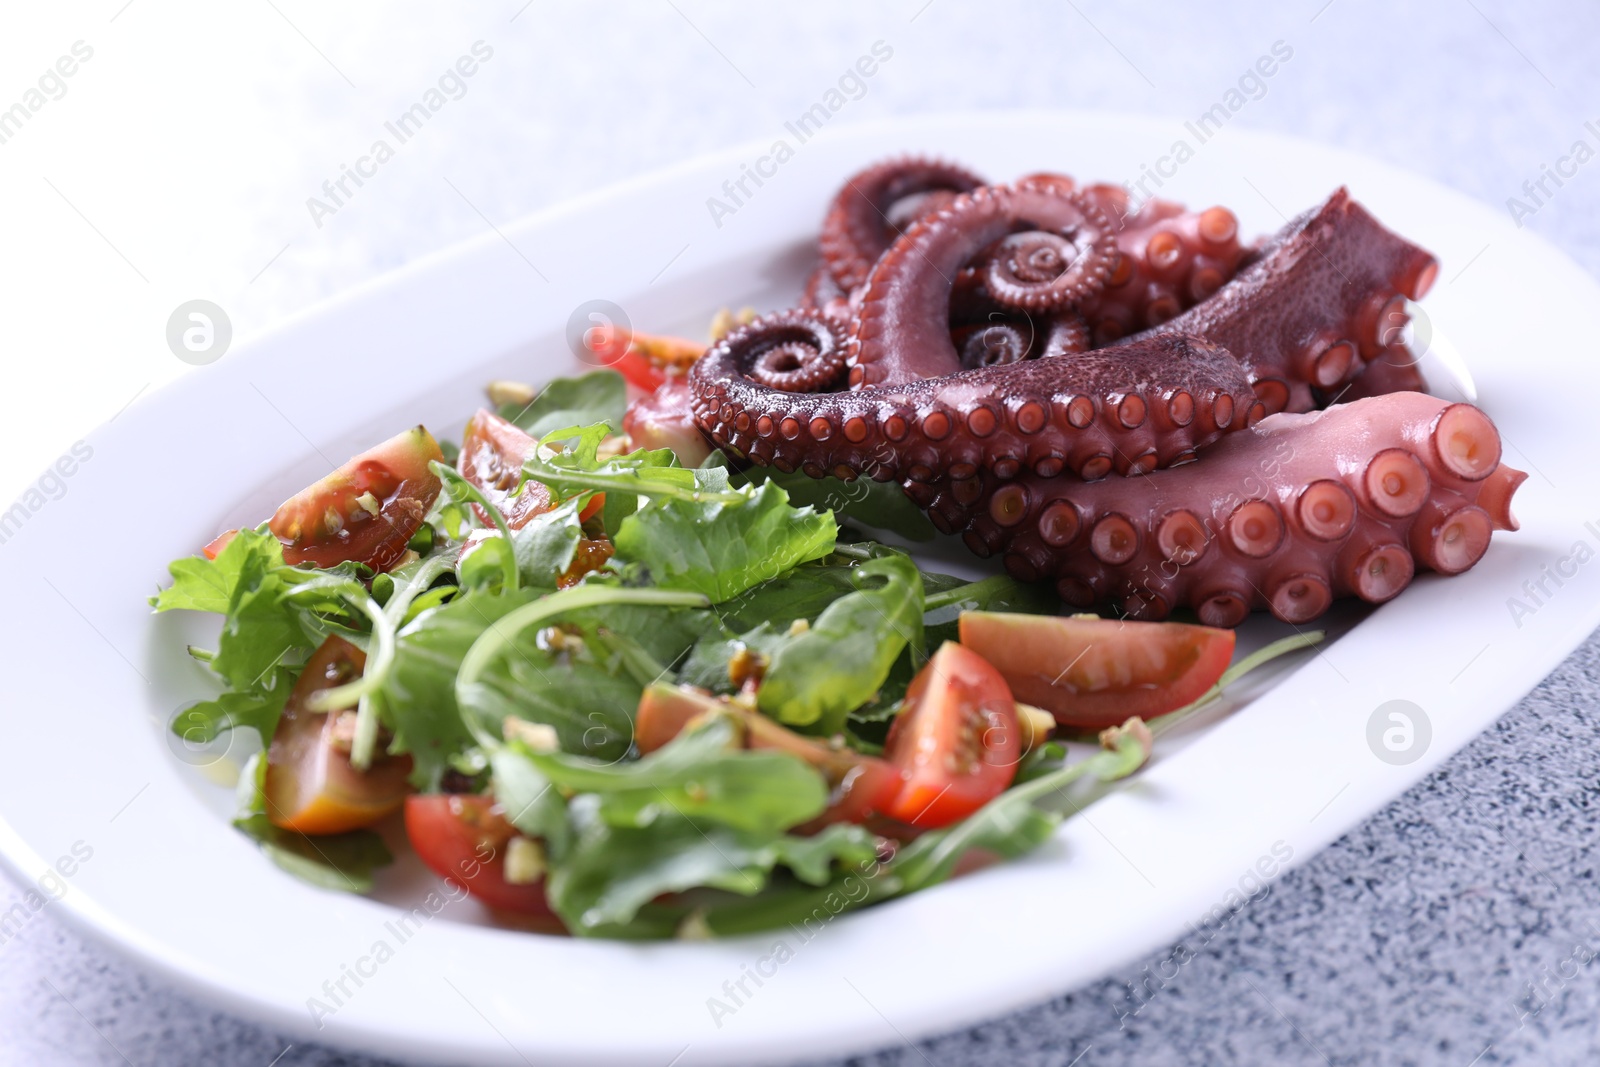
[3,2,1598,1064]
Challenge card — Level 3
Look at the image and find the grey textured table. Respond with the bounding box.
[4,2,1598,1064]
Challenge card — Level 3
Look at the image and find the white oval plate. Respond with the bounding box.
[2,112,1596,1067]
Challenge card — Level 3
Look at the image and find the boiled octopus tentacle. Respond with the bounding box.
[846,181,1121,387]
[1336,339,1429,402]
[1131,187,1438,415]
[1075,184,1251,345]
[688,309,1261,483]
[818,157,987,292]
[907,392,1523,624]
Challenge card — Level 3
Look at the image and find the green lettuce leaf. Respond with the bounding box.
[382,589,543,789]
[151,528,349,741]
[547,797,877,935]
[488,747,571,859]
[739,468,936,542]
[757,553,924,731]
[513,714,827,833]
[614,480,836,602]
[500,368,627,438]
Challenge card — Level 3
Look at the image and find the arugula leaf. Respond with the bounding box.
[382,589,543,789]
[562,601,725,676]
[739,467,936,542]
[757,553,924,731]
[151,528,341,740]
[173,687,291,747]
[525,428,735,504]
[500,369,627,438]
[469,639,641,763]
[234,814,393,894]
[455,496,589,593]
[699,860,901,937]
[508,497,586,587]
[513,714,827,833]
[713,555,878,633]
[546,796,878,935]
[675,622,785,694]
[615,480,836,602]
[153,539,256,614]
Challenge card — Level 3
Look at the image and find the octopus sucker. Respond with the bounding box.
[925,393,1523,623]
[649,157,1525,627]
[1411,500,1494,576]
[1359,448,1430,518]
[1345,540,1415,604]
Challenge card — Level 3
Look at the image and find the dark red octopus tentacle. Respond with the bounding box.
[689,309,1261,484]
[818,157,987,292]
[1127,187,1438,415]
[1072,183,1252,346]
[906,392,1521,625]
[847,181,1119,388]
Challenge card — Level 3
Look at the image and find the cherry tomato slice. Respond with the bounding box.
[403,795,555,917]
[583,326,704,392]
[882,641,1020,829]
[202,529,237,560]
[269,426,443,572]
[459,408,603,528]
[263,636,413,835]
[957,611,1235,728]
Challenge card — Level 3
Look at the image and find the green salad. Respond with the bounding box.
[152,362,1316,939]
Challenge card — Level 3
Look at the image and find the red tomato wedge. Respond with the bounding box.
[404,795,555,917]
[268,426,443,572]
[459,408,603,528]
[634,683,901,827]
[459,409,554,529]
[957,611,1236,728]
[263,636,413,835]
[882,641,1020,829]
[583,325,705,392]
[622,380,713,468]
[201,529,237,560]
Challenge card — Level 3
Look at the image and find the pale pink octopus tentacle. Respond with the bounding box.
[904,392,1522,624]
